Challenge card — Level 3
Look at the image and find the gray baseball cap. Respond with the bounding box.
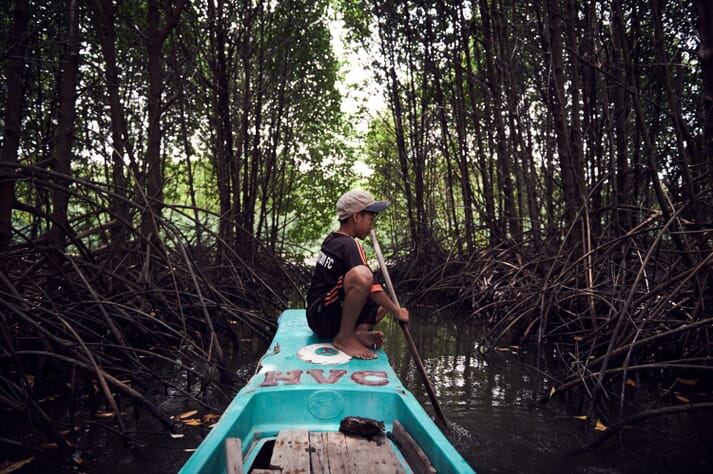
[336,190,390,220]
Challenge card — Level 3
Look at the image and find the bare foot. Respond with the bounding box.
[333,335,377,360]
[356,327,384,348]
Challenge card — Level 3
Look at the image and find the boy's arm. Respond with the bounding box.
[369,288,409,322]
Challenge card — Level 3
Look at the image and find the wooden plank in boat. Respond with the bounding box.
[272,429,410,473]
[225,437,243,474]
[308,431,328,474]
[323,431,349,473]
[344,433,405,473]
[269,429,310,473]
[392,420,436,474]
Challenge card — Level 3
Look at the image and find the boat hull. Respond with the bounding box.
[179,309,474,473]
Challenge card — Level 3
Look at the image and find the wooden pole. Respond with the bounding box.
[370,230,447,425]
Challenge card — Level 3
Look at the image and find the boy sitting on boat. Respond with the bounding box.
[306,190,409,360]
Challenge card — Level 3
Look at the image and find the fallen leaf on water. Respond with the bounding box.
[676,377,698,386]
[626,378,636,387]
[0,457,35,474]
[97,410,128,418]
[594,419,607,431]
[175,409,199,420]
[170,433,185,439]
[182,418,202,426]
[202,413,220,424]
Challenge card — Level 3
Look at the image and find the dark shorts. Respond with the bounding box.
[307,287,378,338]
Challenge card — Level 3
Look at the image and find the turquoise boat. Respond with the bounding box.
[179,309,475,473]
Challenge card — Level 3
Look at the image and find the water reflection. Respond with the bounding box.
[378,310,707,474]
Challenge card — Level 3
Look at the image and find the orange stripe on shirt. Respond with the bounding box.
[356,240,368,264]
[324,277,343,305]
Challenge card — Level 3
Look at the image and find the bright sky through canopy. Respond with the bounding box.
[329,18,385,128]
[330,18,384,177]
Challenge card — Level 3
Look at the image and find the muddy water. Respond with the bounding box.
[25,310,710,473]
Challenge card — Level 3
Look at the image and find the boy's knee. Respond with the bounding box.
[345,265,373,289]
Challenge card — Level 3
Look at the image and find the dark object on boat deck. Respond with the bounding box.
[339,416,385,437]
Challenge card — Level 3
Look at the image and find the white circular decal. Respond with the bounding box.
[297,343,352,365]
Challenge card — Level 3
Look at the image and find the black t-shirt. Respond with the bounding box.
[307,232,370,307]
